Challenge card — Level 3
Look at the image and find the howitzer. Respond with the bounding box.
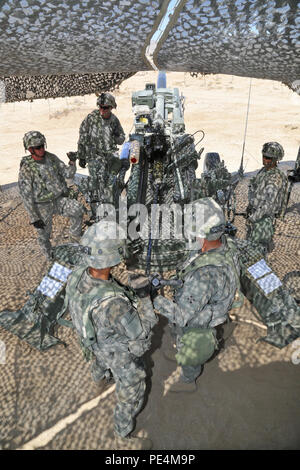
[127,72,204,207]
[125,72,204,273]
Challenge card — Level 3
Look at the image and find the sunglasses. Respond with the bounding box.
[263,155,272,160]
[33,144,45,150]
[99,105,110,110]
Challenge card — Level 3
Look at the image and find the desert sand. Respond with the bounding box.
[0,72,300,450]
[0,71,299,186]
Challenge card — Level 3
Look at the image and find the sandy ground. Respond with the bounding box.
[0,72,300,450]
[0,71,299,186]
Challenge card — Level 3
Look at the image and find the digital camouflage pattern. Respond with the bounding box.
[0,243,86,351]
[18,151,84,258]
[79,219,126,269]
[154,238,240,382]
[262,142,284,161]
[77,110,125,166]
[234,238,300,349]
[96,92,117,108]
[79,155,125,208]
[23,130,47,150]
[246,166,288,251]
[65,266,157,437]
[77,109,125,207]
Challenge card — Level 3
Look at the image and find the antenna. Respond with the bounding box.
[238,78,252,178]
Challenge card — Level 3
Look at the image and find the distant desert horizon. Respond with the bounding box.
[0,71,299,186]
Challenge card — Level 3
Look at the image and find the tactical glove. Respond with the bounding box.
[128,273,151,298]
[32,219,45,229]
[67,151,77,162]
[79,159,86,168]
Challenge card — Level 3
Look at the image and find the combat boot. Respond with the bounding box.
[113,433,153,450]
[168,380,197,394]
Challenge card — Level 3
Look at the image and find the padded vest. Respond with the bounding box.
[21,153,65,202]
[62,266,137,348]
[177,237,244,309]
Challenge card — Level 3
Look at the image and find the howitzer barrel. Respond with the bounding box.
[157,71,167,89]
[155,92,165,122]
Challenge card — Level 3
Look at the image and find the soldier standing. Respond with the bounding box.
[153,198,241,393]
[18,131,84,260]
[246,142,288,253]
[77,93,126,208]
[64,220,157,450]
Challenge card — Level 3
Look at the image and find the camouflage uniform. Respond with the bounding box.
[18,151,84,258]
[64,221,157,440]
[66,268,157,437]
[246,165,287,252]
[77,94,125,192]
[154,240,240,382]
[154,198,240,383]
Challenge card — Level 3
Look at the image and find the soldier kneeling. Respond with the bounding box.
[64,220,158,450]
[18,131,84,260]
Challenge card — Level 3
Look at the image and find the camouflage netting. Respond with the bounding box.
[0,0,299,103]
[0,0,162,102]
[0,0,161,76]
[1,72,136,103]
[0,164,299,449]
[156,0,300,87]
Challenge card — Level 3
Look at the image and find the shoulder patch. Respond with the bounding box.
[105,296,131,324]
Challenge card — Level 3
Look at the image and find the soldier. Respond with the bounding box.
[64,220,157,450]
[246,142,288,253]
[18,131,84,261]
[153,197,241,393]
[77,93,125,169]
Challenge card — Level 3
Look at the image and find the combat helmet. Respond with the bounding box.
[79,220,126,269]
[23,131,46,150]
[190,197,225,241]
[262,142,284,161]
[96,92,117,109]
